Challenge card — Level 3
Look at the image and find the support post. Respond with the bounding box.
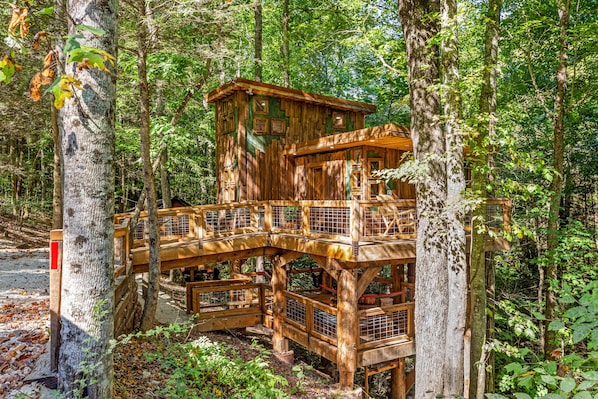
[49,231,63,372]
[271,255,290,356]
[391,358,407,399]
[336,268,358,390]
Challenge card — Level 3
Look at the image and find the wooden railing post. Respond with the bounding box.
[301,201,309,237]
[350,200,361,257]
[263,202,272,233]
[195,209,205,248]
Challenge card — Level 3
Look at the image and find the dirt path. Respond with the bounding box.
[0,249,51,398]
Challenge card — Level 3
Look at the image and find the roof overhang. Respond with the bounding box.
[283,123,412,157]
[205,78,377,114]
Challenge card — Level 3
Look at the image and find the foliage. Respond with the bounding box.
[112,321,289,399]
[492,222,598,399]
[156,336,288,398]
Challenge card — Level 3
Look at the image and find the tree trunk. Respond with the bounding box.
[51,0,67,230]
[470,0,502,396]
[254,0,263,81]
[137,0,161,332]
[281,0,290,86]
[57,0,117,396]
[441,0,467,395]
[51,103,63,229]
[398,1,447,398]
[160,146,172,209]
[544,0,570,358]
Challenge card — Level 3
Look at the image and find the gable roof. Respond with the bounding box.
[205,78,377,114]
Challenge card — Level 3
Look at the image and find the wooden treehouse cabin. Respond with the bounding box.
[49,78,510,398]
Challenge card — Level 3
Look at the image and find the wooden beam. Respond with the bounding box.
[271,256,288,354]
[310,255,342,280]
[356,266,382,298]
[271,250,303,267]
[391,358,406,399]
[337,269,358,390]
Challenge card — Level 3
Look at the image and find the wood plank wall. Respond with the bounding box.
[280,99,365,143]
[213,90,418,203]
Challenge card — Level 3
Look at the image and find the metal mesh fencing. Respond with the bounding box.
[359,308,408,343]
[309,207,350,236]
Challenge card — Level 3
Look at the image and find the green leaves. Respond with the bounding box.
[0,54,22,84]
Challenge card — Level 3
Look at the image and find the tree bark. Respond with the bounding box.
[51,103,63,229]
[254,0,263,81]
[137,0,161,332]
[57,0,117,396]
[544,0,570,358]
[281,0,290,86]
[51,0,67,230]
[398,1,447,398]
[441,0,467,395]
[470,0,502,396]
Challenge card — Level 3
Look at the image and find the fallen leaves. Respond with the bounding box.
[0,299,49,397]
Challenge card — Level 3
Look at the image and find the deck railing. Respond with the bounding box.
[283,291,338,345]
[115,198,511,248]
[358,302,414,349]
[281,291,415,350]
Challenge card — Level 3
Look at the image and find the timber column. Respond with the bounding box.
[336,269,358,390]
[271,255,292,362]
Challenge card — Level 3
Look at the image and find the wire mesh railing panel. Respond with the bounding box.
[465,202,505,229]
[362,206,416,237]
[264,288,273,313]
[359,308,408,343]
[313,308,337,339]
[285,297,306,326]
[134,220,145,240]
[159,214,191,237]
[198,288,254,313]
[205,207,252,234]
[309,207,350,236]
[486,203,504,229]
[273,205,301,230]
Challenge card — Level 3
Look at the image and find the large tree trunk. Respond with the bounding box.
[544,0,570,358]
[470,0,502,397]
[441,0,467,395]
[57,0,117,396]
[398,1,447,398]
[137,0,161,332]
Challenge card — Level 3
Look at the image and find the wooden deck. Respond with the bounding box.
[115,198,511,273]
[186,279,415,368]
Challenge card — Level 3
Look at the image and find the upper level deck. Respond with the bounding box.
[116,198,511,274]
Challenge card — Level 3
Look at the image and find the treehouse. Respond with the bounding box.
[207,78,415,203]
[49,79,510,398]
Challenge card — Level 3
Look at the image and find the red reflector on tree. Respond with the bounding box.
[50,241,59,270]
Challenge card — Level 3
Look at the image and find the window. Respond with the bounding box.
[254,117,269,135]
[254,97,269,114]
[271,118,286,136]
[332,111,346,129]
